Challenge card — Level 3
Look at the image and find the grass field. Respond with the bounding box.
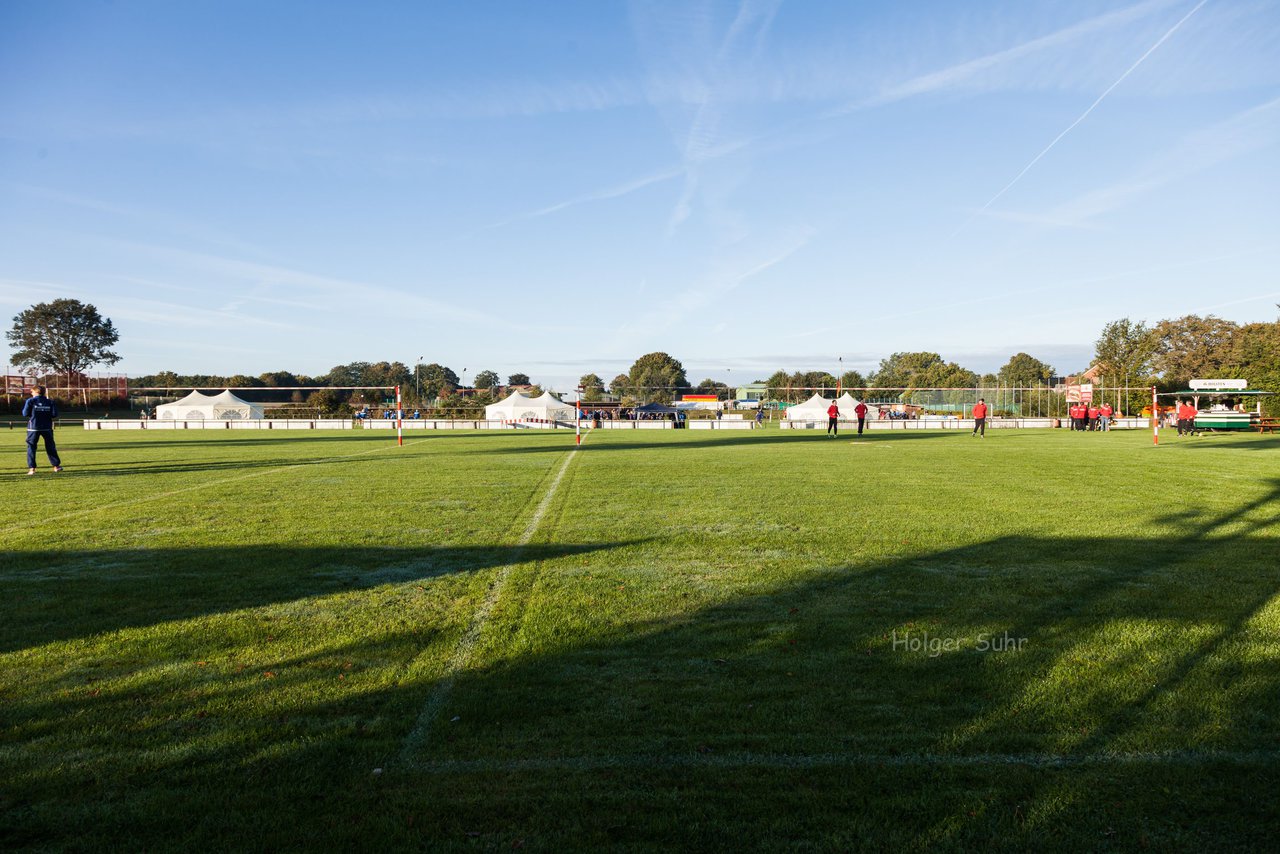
[3,425,1279,851]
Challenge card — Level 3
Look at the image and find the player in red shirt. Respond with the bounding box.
[1177,400,1198,436]
[972,398,988,437]
[826,402,840,437]
[1098,402,1113,431]
[854,400,868,436]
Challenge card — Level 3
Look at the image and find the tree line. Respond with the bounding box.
[7,298,1278,416]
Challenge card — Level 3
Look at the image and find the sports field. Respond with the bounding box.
[3,426,1278,850]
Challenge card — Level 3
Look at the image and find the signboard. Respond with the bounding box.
[5,375,34,395]
[1064,383,1093,404]
[682,394,719,402]
[1189,379,1248,390]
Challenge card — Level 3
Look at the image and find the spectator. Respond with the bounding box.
[971,398,988,438]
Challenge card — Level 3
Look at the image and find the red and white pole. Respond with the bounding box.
[1152,385,1158,446]
[396,384,403,447]
[575,386,582,446]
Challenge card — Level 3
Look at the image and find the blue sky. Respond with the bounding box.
[2,0,1278,390]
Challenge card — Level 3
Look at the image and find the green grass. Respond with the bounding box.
[3,426,1279,851]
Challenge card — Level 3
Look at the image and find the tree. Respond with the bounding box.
[306,389,344,415]
[7,299,121,377]
[417,363,459,400]
[609,374,631,398]
[871,352,976,389]
[628,352,687,403]
[997,353,1054,386]
[1093,318,1159,416]
[507,373,531,386]
[1093,319,1158,387]
[473,370,500,391]
[695,378,730,400]
[325,362,371,387]
[840,370,866,390]
[579,373,605,402]
[1152,315,1238,386]
[1227,320,1280,416]
[764,370,794,402]
[791,371,838,392]
[258,370,299,387]
[366,361,412,389]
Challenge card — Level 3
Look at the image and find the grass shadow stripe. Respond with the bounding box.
[406,747,1280,775]
[398,438,584,763]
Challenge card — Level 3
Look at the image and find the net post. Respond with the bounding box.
[1152,385,1158,446]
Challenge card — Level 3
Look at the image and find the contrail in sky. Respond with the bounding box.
[978,0,1210,213]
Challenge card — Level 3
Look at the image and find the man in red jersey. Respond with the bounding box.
[854,399,868,436]
[972,398,988,437]
[826,401,840,437]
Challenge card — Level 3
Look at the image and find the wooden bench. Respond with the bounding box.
[1255,419,1280,434]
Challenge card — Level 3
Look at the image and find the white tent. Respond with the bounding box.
[529,391,577,422]
[835,392,862,414]
[484,391,576,422]
[157,389,264,420]
[785,393,835,421]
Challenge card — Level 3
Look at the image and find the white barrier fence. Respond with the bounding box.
[83,419,353,430]
[781,417,1149,430]
[363,419,679,430]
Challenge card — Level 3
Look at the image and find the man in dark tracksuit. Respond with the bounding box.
[23,385,62,475]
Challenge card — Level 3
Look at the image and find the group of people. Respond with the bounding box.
[825,399,871,437]
[1174,400,1200,436]
[1068,402,1114,431]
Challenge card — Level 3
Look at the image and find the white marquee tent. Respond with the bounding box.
[157,389,265,420]
[835,392,863,414]
[484,391,577,422]
[784,393,834,421]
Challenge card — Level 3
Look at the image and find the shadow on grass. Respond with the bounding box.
[0,541,644,653]
[468,429,960,455]
[68,434,388,451]
[1172,433,1280,451]
[3,496,1280,848]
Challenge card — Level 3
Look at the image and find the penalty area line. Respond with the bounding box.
[398,439,583,763]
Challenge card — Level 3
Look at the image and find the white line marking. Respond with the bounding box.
[399,442,581,761]
[405,747,1280,774]
[1,437,418,536]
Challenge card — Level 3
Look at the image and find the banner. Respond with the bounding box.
[1064,383,1093,404]
[5,375,34,395]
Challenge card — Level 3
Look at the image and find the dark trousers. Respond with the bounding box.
[827,417,838,436]
[857,417,865,434]
[27,429,61,468]
[973,417,986,436]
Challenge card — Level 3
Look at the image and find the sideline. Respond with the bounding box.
[398,439,583,761]
[0,436,424,536]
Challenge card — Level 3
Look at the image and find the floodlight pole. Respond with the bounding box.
[396,385,403,447]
